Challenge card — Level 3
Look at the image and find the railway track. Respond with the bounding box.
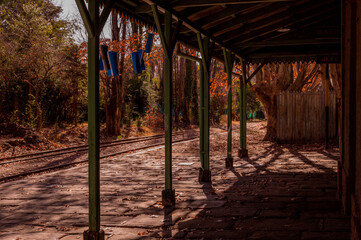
[0,130,201,182]
[0,133,171,165]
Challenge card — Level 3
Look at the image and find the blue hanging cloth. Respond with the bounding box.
[107,51,119,77]
[145,33,154,53]
[99,57,104,71]
[100,45,110,72]
[137,49,145,72]
[131,51,140,74]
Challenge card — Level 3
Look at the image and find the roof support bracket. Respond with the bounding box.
[75,0,96,37]
[98,0,115,34]
[151,5,170,58]
[152,5,183,58]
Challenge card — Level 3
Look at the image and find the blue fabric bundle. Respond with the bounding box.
[99,57,104,71]
[132,51,140,74]
[107,51,119,76]
[145,33,154,53]
[132,50,145,74]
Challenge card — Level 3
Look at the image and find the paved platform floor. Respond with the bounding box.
[0,123,350,239]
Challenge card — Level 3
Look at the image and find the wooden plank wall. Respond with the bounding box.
[277,91,337,143]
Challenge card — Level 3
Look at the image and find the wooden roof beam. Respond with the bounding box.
[197,2,288,30]
[246,50,340,59]
[207,1,291,36]
[235,11,340,55]
[225,4,338,46]
[235,16,340,50]
[218,0,333,42]
[142,0,239,57]
[239,38,340,47]
[170,0,296,7]
[135,4,152,13]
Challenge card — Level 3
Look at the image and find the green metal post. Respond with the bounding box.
[164,11,172,191]
[197,33,211,182]
[87,0,100,233]
[76,0,111,238]
[239,59,248,158]
[242,76,247,149]
[202,37,210,171]
[223,48,234,167]
[325,64,330,149]
[199,63,205,168]
[151,6,177,206]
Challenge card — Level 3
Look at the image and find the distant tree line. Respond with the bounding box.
[0,0,86,129]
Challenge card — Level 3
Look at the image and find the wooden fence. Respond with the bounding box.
[276,91,337,143]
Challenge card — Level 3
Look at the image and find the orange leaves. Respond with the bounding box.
[144,108,163,129]
[138,230,152,236]
[210,68,227,98]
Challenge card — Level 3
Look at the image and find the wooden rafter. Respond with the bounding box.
[96,0,341,63]
[143,0,238,57]
[98,0,115,34]
[170,0,296,7]
[235,16,340,55]
[207,1,291,36]
[219,0,334,43]
[239,39,340,48]
[227,4,339,47]
[203,2,289,33]
[237,12,340,56]
[75,0,95,37]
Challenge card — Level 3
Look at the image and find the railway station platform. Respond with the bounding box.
[0,123,350,239]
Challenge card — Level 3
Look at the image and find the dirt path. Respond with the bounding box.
[0,121,349,239]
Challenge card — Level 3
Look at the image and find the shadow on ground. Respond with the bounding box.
[159,145,349,240]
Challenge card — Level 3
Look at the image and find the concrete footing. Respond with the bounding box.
[225,157,233,168]
[83,230,104,240]
[162,189,175,208]
[198,168,211,182]
[238,148,248,158]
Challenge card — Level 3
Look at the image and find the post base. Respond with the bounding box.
[162,189,175,208]
[83,230,104,240]
[238,148,248,158]
[225,157,233,168]
[198,168,211,183]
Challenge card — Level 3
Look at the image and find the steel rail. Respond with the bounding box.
[0,132,202,182]
[0,131,191,163]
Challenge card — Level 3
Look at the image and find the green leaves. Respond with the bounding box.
[0,0,86,127]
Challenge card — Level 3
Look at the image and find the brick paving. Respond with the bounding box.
[0,122,350,239]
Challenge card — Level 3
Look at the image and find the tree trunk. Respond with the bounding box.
[174,56,180,125]
[13,93,19,121]
[263,95,277,141]
[106,13,125,136]
[252,64,278,141]
[182,58,192,125]
[159,58,164,111]
[35,88,42,130]
[191,61,198,124]
[73,81,79,127]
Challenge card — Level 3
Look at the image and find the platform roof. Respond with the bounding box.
[106,0,341,63]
